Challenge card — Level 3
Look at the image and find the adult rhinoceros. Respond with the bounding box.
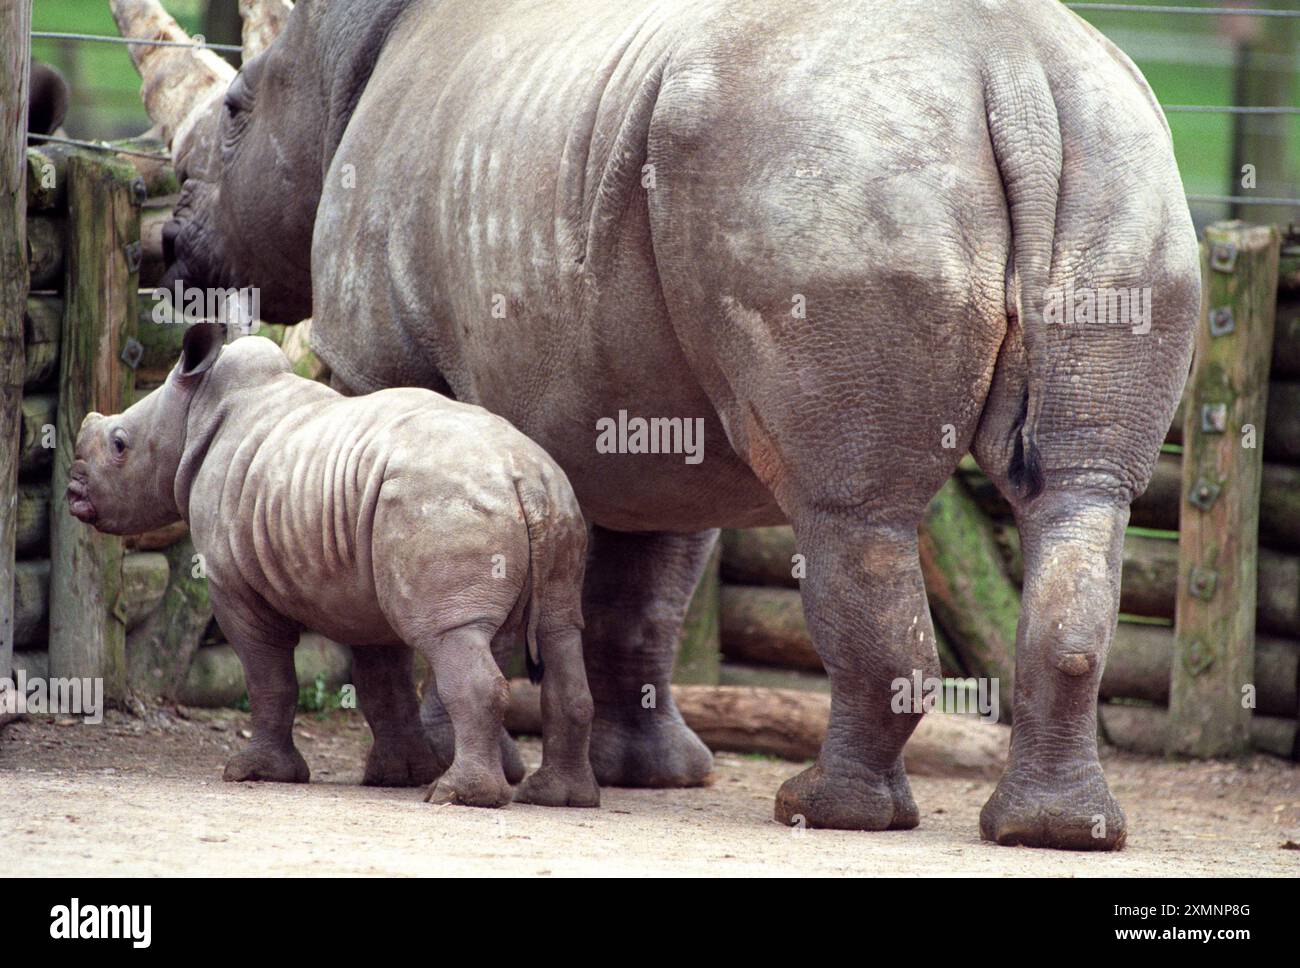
[110,0,1199,849]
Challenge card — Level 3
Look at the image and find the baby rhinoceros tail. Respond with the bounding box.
[514,477,551,686]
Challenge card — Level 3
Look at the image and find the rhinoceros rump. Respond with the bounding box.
[115,0,1201,849]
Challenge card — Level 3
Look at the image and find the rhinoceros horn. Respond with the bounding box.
[240,0,294,63]
[109,0,235,149]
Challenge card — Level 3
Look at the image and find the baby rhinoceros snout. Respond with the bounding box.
[65,460,96,524]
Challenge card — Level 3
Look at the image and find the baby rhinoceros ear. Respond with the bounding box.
[175,322,226,387]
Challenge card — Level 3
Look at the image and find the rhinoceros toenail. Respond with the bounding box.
[1055,652,1095,676]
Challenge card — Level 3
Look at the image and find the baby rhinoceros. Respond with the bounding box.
[67,323,598,809]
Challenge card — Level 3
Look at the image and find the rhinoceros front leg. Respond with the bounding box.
[773,518,937,831]
[581,526,716,787]
[979,491,1128,850]
[221,626,310,784]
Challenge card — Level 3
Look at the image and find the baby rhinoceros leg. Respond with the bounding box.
[418,624,514,808]
[513,626,600,808]
[351,645,441,787]
[222,633,310,784]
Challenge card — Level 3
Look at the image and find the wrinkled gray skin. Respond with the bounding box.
[160,0,1201,848]
[68,324,599,809]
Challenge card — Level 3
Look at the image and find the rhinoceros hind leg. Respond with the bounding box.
[771,519,937,831]
[418,624,513,808]
[979,490,1129,851]
[581,527,716,788]
[352,645,441,787]
[515,627,600,807]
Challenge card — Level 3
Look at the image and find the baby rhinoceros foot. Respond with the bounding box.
[774,761,918,831]
[223,744,310,784]
[514,764,600,808]
[363,735,442,787]
[424,764,513,808]
[980,762,1127,851]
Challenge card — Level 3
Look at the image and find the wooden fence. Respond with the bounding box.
[4,137,1297,762]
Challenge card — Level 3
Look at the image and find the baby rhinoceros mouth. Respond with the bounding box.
[65,471,97,524]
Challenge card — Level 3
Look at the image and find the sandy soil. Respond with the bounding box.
[2,707,1298,877]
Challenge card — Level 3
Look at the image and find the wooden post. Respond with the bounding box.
[47,154,142,699]
[1168,222,1280,757]
[1,0,33,686]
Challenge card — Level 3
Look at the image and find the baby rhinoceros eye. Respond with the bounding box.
[110,429,129,459]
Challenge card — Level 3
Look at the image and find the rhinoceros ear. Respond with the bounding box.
[176,322,225,386]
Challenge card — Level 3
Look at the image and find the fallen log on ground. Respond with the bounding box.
[505,680,1010,778]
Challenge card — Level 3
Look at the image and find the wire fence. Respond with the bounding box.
[26,3,1300,212]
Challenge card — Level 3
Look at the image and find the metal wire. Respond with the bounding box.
[31,30,241,53]
[1187,193,1300,206]
[27,132,171,162]
[1165,105,1300,115]
[1066,3,1300,16]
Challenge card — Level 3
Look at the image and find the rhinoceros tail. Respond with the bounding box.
[514,478,547,685]
[984,56,1061,502]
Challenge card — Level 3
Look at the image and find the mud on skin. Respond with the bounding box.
[118,0,1202,849]
[67,324,599,810]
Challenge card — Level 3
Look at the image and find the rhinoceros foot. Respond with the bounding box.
[423,764,513,809]
[222,744,310,784]
[363,734,442,788]
[774,760,918,832]
[514,764,600,809]
[588,717,713,789]
[980,762,1126,851]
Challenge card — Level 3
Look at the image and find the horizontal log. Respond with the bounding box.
[1275,297,1300,379]
[23,295,60,389]
[720,527,799,588]
[963,453,1300,553]
[999,527,1300,637]
[720,585,820,671]
[718,661,830,693]
[124,520,189,552]
[18,393,55,476]
[122,553,170,630]
[16,481,50,556]
[26,213,64,290]
[1100,703,1297,760]
[26,142,176,214]
[506,680,1010,778]
[11,552,174,650]
[177,634,351,708]
[14,559,50,648]
[1264,381,1300,464]
[1102,624,1298,717]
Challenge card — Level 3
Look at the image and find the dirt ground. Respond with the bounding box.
[2,707,1298,877]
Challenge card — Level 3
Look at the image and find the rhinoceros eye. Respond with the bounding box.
[110,428,129,459]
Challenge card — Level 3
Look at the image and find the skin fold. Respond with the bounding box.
[157,0,1201,848]
[67,324,599,809]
